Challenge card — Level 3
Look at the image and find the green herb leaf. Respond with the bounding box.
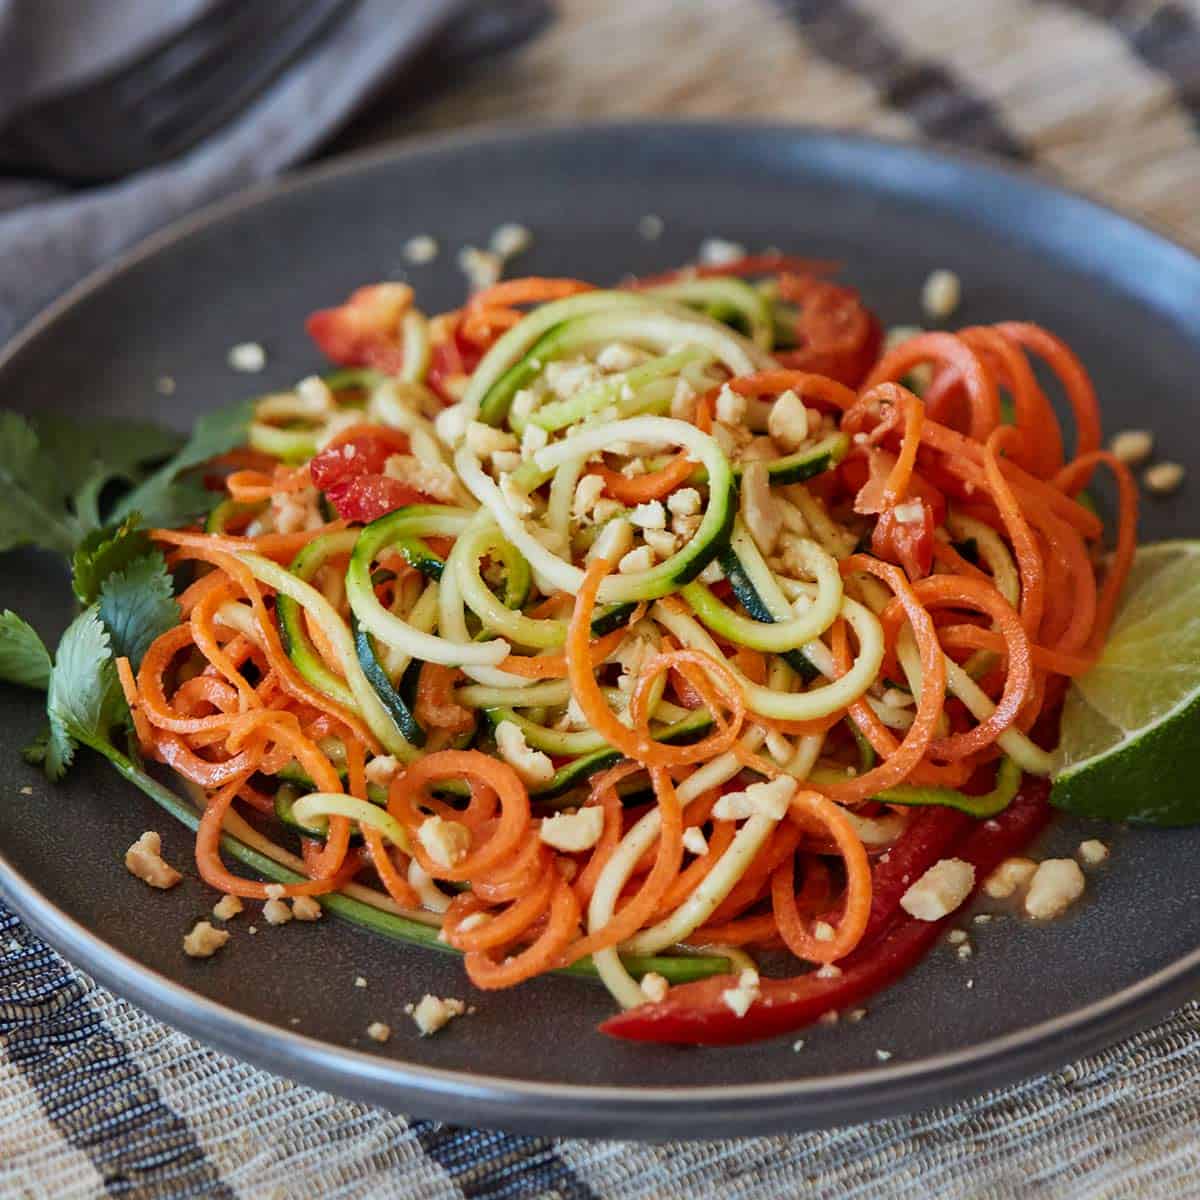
[22,728,49,766]
[0,412,82,556]
[71,514,152,605]
[44,606,124,781]
[113,397,256,528]
[32,414,182,508]
[0,611,52,690]
[0,410,188,559]
[99,552,180,670]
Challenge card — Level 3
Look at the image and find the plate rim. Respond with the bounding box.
[2,119,1198,1138]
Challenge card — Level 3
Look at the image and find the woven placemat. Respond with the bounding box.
[4,1,1200,1196]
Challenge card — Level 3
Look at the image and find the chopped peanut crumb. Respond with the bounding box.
[212,894,243,921]
[183,921,229,958]
[124,832,181,890]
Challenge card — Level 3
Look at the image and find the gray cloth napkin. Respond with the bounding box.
[0,0,549,343]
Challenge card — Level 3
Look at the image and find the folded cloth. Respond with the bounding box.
[0,0,550,344]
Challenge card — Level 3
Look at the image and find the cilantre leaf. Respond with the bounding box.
[71,514,152,605]
[114,397,256,529]
[45,606,125,781]
[99,551,180,671]
[0,412,186,559]
[0,611,52,690]
[0,412,82,556]
[28,545,181,781]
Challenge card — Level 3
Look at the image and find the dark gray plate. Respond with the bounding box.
[0,123,1198,1140]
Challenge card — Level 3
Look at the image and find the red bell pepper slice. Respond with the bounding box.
[600,778,1051,1046]
[856,805,973,947]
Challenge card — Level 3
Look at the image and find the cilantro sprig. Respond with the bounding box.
[0,398,252,561]
[0,395,251,779]
[10,515,181,779]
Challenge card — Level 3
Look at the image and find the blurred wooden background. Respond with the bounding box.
[343,0,1199,251]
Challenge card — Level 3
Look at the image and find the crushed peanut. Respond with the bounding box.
[212,894,243,921]
[900,858,975,921]
[407,994,466,1036]
[495,720,556,787]
[539,806,605,852]
[458,246,502,292]
[638,214,665,240]
[227,342,266,372]
[921,269,961,320]
[291,896,323,922]
[183,921,229,959]
[418,816,472,869]
[1024,859,1085,919]
[1144,461,1184,495]
[640,972,669,1004]
[262,898,293,926]
[124,832,182,890]
[403,235,439,264]
[1108,429,1153,466]
[699,237,747,266]
[490,223,532,259]
[984,856,1037,900]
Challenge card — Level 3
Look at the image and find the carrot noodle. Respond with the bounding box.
[962,326,1063,478]
[568,560,745,767]
[770,791,871,963]
[996,321,1102,463]
[560,766,684,965]
[979,425,1046,636]
[119,271,1140,1019]
[865,331,999,440]
[390,751,530,882]
[464,877,581,989]
[226,465,311,504]
[588,455,697,504]
[844,383,925,507]
[153,523,345,563]
[498,621,634,679]
[1053,451,1138,642]
[414,663,475,732]
[460,278,594,344]
[725,369,858,410]
[817,555,947,803]
[881,573,1032,760]
[572,762,642,907]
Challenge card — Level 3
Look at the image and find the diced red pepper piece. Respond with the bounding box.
[871,497,936,581]
[600,778,1051,1045]
[306,283,411,374]
[309,429,409,492]
[324,475,433,524]
[426,320,485,405]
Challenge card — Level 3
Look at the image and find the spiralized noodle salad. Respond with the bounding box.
[16,256,1144,1045]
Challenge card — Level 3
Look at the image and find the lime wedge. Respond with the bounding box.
[1052,541,1200,826]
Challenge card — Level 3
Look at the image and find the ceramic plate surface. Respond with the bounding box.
[1,123,1198,1138]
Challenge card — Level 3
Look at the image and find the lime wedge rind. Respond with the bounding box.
[1050,540,1200,827]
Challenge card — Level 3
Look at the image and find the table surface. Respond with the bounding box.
[5,2,1200,1198]
[347,0,1199,253]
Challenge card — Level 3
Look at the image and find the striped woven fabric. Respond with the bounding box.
[4,2,1200,1196]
